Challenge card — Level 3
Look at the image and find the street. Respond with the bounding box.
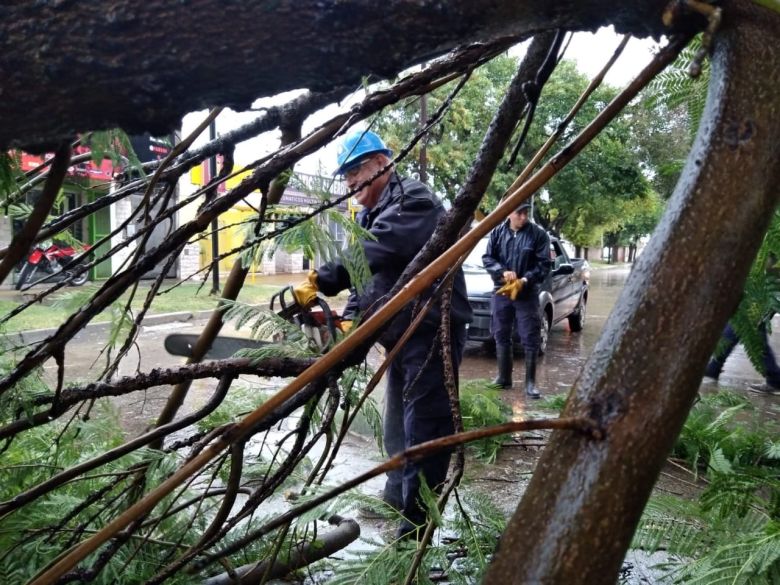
[29,265,780,436]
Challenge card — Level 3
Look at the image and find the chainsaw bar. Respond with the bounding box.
[165,286,342,360]
[164,334,269,360]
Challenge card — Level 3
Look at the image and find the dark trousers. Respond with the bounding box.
[383,322,467,531]
[710,321,780,385]
[490,292,541,353]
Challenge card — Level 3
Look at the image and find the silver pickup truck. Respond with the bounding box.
[463,235,589,353]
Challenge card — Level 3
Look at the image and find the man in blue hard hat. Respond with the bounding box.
[482,201,551,398]
[291,129,472,540]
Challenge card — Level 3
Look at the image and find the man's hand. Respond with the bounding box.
[292,269,319,308]
[496,277,526,301]
[502,270,518,283]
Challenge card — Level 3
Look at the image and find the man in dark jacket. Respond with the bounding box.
[292,129,472,539]
[482,202,551,398]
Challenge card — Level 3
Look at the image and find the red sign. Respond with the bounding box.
[18,147,115,182]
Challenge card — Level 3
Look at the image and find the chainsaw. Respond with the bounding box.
[164,286,342,360]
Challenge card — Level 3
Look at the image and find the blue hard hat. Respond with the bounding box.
[335,129,393,176]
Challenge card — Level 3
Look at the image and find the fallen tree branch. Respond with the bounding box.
[26,33,686,584]
[0,0,682,150]
[191,416,601,572]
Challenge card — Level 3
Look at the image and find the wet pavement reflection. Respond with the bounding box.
[460,265,780,422]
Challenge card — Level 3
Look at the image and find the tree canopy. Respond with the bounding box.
[375,56,680,249]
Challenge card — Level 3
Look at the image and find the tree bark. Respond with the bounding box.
[484,2,780,583]
[1,0,681,151]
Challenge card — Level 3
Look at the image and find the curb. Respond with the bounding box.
[3,310,215,346]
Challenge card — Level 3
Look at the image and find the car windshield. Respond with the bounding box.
[462,237,489,271]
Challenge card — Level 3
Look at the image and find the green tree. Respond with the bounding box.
[628,100,693,199]
[509,60,657,256]
[376,58,656,251]
[374,53,520,204]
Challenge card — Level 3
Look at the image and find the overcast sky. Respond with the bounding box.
[182,27,661,177]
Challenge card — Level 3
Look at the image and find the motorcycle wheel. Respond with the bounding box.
[15,262,36,290]
[69,267,89,287]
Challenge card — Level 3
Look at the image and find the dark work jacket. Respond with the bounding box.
[482,220,552,300]
[316,174,472,348]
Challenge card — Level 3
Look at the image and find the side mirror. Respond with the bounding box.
[553,263,574,276]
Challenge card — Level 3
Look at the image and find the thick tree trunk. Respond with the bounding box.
[0,0,678,151]
[484,2,780,583]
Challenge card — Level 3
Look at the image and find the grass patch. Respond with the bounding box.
[460,379,513,463]
[0,282,282,332]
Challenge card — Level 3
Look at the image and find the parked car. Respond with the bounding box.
[463,234,589,353]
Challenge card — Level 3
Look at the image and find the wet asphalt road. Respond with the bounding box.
[37,267,624,432]
[32,264,780,434]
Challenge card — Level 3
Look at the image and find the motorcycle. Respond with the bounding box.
[15,240,91,290]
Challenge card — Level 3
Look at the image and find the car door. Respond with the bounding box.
[550,239,576,319]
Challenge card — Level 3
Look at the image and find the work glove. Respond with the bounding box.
[496,278,524,301]
[292,269,319,308]
[338,320,353,333]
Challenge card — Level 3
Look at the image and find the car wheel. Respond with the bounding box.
[538,315,550,355]
[568,297,586,332]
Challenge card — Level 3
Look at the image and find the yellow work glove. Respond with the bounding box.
[292,269,319,308]
[338,320,353,333]
[496,278,524,301]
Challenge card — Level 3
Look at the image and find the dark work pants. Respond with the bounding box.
[490,292,541,353]
[710,320,780,386]
[383,322,467,533]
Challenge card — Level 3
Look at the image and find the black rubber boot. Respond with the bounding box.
[703,359,721,380]
[525,352,541,399]
[492,345,513,389]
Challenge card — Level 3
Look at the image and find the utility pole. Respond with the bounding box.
[208,121,220,295]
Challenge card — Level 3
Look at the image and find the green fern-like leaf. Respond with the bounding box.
[7,202,34,221]
[731,211,780,375]
[637,387,780,585]
[644,35,708,137]
[196,383,270,431]
[0,151,22,202]
[765,441,780,460]
[325,542,424,585]
[83,129,145,178]
[708,447,734,475]
[459,380,512,463]
[221,301,322,357]
[340,364,384,452]
[539,392,568,412]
